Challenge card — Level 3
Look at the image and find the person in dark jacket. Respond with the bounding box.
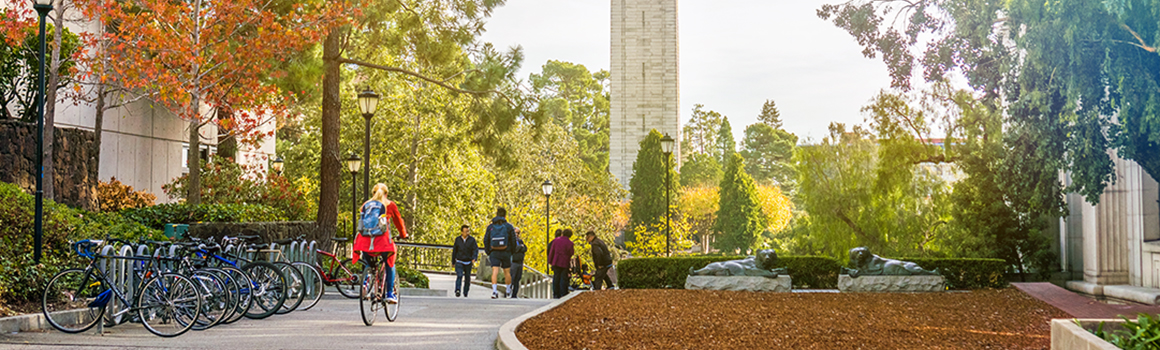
[483,207,516,299]
[548,229,575,298]
[585,231,614,290]
[509,227,527,298]
[451,224,478,297]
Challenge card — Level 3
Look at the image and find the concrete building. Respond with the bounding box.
[609,0,681,189]
[1059,154,1160,304]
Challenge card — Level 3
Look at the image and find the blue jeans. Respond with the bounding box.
[552,266,569,299]
[455,263,472,296]
[510,262,524,297]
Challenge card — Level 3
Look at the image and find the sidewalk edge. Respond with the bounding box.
[495,291,583,350]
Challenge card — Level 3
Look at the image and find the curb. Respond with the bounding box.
[495,291,584,350]
[400,288,447,297]
[0,309,87,334]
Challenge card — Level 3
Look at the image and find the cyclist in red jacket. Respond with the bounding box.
[354,183,409,304]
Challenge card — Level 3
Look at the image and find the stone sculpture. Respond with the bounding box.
[689,249,788,278]
[841,247,938,277]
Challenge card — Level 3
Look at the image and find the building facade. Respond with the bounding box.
[609,0,681,189]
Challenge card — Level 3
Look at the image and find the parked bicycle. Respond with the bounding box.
[313,236,364,299]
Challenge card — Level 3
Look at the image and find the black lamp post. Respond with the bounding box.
[542,179,553,271]
[346,153,362,237]
[357,88,380,201]
[660,133,675,257]
[271,156,284,176]
[32,0,52,263]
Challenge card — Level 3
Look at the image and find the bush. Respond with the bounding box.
[897,257,1008,289]
[163,157,313,221]
[618,255,842,289]
[120,203,285,230]
[98,177,156,212]
[780,256,842,289]
[397,265,429,289]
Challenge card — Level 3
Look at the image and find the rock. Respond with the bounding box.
[685,276,792,292]
[838,274,945,292]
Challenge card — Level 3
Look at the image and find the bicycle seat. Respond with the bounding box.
[237,235,260,241]
[331,237,350,243]
[272,238,294,245]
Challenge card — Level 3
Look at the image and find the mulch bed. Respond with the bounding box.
[516,289,1069,350]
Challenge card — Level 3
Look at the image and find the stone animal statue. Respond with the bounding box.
[688,249,788,278]
[842,247,938,277]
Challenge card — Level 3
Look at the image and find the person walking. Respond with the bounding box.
[353,183,408,304]
[509,227,527,298]
[586,231,614,290]
[451,224,478,297]
[548,229,575,298]
[483,207,516,299]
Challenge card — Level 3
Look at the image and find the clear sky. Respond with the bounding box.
[478,0,893,142]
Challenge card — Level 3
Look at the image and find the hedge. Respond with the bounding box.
[120,203,285,230]
[617,255,1008,290]
[618,255,842,289]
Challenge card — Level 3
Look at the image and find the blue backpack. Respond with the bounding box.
[488,222,510,250]
[360,201,388,237]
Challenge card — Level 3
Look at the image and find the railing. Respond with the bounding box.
[395,242,551,299]
[516,265,552,299]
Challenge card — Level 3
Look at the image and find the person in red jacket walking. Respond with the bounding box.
[353,183,408,304]
[548,229,575,298]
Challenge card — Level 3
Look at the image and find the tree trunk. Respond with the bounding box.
[187,92,201,205]
[403,112,421,232]
[316,28,342,240]
[42,3,65,201]
[93,84,105,181]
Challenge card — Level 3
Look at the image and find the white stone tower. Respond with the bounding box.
[609,0,680,189]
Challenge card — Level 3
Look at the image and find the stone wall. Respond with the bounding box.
[188,221,324,244]
[0,120,98,210]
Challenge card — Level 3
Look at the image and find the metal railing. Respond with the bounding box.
[395,242,551,299]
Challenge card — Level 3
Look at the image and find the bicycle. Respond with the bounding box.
[358,238,404,326]
[42,239,203,337]
[313,236,364,299]
[193,235,287,320]
[251,236,314,313]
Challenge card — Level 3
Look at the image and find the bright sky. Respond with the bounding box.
[478,0,894,143]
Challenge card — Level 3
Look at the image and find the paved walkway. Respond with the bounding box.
[1013,282,1160,318]
[426,272,514,300]
[0,274,549,349]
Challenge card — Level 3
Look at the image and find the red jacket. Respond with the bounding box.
[352,200,407,261]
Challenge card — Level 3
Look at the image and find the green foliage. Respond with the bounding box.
[1091,314,1160,349]
[163,157,313,221]
[893,258,1008,290]
[713,153,766,253]
[679,153,722,188]
[396,264,429,289]
[625,220,694,258]
[628,129,679,243]
[757,99,783,129]
[530,60,611,174]
[0,18,81,121]
[715,116,735,165]
[740,123,797,189]
[778,256,841,289]
[681,104,722,158]
[98,177,157,213]
[120,203,285,230]
[617,255,841,289]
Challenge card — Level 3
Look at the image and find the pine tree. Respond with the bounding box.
[758,99,783,128]
[713,153,767,253]
[716,117,735,165]
[628,129,680,243]
[679,153,722,188]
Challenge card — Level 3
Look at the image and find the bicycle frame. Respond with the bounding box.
[314,249,359,284]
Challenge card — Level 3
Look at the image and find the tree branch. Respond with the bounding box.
[336,57,517,106]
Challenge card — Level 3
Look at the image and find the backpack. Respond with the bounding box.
[488,222,510,251]
[360,201,390,237]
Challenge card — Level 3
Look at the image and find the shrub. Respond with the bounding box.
[618,255,842,289]
[397,265,429,289]
[779,256,842,289]
[120,203,285,230]
[1091,314,1160,349]
[163,157,313,221]
[98,177,156,212]
[897,257,1008,289]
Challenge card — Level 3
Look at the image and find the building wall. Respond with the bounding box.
[609,0,681,189]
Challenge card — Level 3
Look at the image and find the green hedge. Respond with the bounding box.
[897,258,1008,289]
[120,203,285,229]
[617,254,1008,290]
[397,265,429,289]
[618,255,843,289]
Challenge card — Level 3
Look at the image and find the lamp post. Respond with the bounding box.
[346,154,362,237]
[660,133,675,257]
[357,88,380,201]
[32,0,52,263]
[271,156,284,176]
[542,179,553,271]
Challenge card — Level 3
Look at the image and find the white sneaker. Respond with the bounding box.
[491,292,498,299]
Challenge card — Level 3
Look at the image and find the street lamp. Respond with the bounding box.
[32,0,52,263]
[660,133,675,257]
[346,153,362,237]
[271,156,284,176]
[357,88,380,201]
[542,179,553,271]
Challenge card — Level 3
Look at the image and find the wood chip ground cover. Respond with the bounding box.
[516,289,1068,349]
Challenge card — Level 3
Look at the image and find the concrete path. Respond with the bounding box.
[1013,282,1160,318]
[0,278,550,349]
[427,272,511,300]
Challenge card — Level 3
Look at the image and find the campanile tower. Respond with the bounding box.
[609,0,680,189]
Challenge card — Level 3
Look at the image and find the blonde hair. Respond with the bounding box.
[368,183,389,204]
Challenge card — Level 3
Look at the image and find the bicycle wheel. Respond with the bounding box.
[42,268,106,333]
[275,262,304,314]
[204,268,240,325]
[242,261,286,319]
[219,266,253,324]
[136,273,201,337]
[359,267,378,326]
[292,262,323,311]
[189,269,229,330]
[335,259,362,299]
[385,267,399,322]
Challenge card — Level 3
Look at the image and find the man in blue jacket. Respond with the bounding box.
[483,207,516,299]
[451,224,478,297]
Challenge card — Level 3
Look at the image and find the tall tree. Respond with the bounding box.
[741,123,797,188]
[715,116,735,165]
[713,152,766,253]
[679,152,722,188]
[530,60,610,174]
[627,129,679,243]
[681,104,721,160]
[758,99,782,128]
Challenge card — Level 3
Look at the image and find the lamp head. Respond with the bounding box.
[357,88,380,116]
[345,153,362,173]
[541,179,554,196]
[33,0,51,6]
[660,133,675,155]
[271,156,285,174]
